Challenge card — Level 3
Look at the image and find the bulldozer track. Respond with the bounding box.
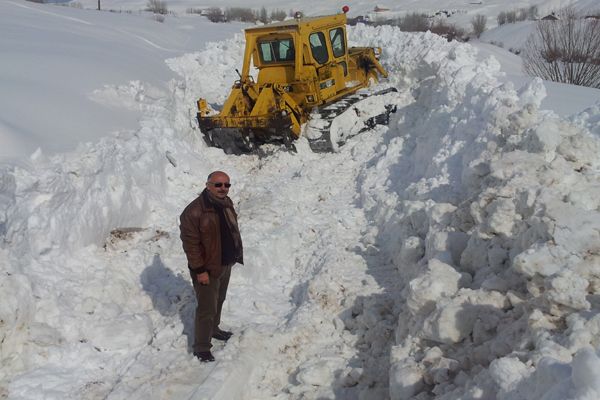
[306,87,399,152]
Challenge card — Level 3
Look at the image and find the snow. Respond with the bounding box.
[0,0,246,161]
[2,0,600,399]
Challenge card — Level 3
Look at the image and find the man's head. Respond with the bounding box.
[206,171,231,199]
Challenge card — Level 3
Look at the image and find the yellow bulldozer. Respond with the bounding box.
[197,10,398,154]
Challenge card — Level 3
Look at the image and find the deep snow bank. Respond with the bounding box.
[0,77,214,382]
[1,21,600,400]
[0,22,250,394]
[351,25,600,399]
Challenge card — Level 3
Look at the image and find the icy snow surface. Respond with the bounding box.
[2,3,600,400]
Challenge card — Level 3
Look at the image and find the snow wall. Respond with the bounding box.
[0,77,214,377]
[350,25,600,399]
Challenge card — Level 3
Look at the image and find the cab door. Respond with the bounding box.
[309,31,336,102]
[328,26,349,93]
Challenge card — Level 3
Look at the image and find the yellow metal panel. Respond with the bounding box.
[257,66,295,84]
[250,87,277,117]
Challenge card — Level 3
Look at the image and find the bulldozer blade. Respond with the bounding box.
[202,128,256,155]
[202,127,298,156]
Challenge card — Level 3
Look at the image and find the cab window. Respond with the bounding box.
[309,32,329,64]
[258,38,295,63]
[329,27,346,58]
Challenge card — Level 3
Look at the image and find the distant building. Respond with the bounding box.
[374,5,390,12]
[541,14,559,21]
[347,15,370,26]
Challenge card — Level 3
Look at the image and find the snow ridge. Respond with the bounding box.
[356,27,600,399]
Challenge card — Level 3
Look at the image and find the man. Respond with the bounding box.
[179,171,243,362]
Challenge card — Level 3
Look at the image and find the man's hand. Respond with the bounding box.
[197,271,210,285]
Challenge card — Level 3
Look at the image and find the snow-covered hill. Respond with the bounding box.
[2,1,600,399]
[0,0,247,160]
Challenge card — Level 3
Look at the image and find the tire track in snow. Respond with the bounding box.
[112,27,180,52]
[8,1,93,25]
[220,128,409,398]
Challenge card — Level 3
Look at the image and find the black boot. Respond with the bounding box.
[212,328,233,341]
[194,351,215,362]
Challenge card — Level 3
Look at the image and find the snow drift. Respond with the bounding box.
[351,25,600,399]
[1,20,600,400]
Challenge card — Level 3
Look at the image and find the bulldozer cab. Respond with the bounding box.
[241,14,352,104]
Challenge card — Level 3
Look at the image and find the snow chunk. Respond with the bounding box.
[422,289,507,344]
[489,356,531,395]
[545,271,590,311]
[389,358,424,400]
[572,347,600,397]
[513,243,564,278]
[406,258,461,316]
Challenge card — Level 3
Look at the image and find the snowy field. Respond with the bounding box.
[2,0,600,399]
[0,0,247,160]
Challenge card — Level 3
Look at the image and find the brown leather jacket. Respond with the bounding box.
[179,190,243,278]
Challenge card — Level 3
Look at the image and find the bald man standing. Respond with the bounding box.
[179,171,244,362]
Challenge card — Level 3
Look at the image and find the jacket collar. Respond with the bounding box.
[200,189,234,212]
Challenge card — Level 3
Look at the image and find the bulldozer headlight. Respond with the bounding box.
[306,95,315,102]
[319,79,335,89]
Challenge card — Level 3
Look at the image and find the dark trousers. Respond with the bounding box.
[190,264,232,353]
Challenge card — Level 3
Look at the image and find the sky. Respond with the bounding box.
[1,0,600,399]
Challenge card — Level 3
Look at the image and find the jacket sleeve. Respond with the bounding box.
[179,207,206,271]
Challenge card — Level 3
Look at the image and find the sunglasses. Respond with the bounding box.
[208,182,231,188]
